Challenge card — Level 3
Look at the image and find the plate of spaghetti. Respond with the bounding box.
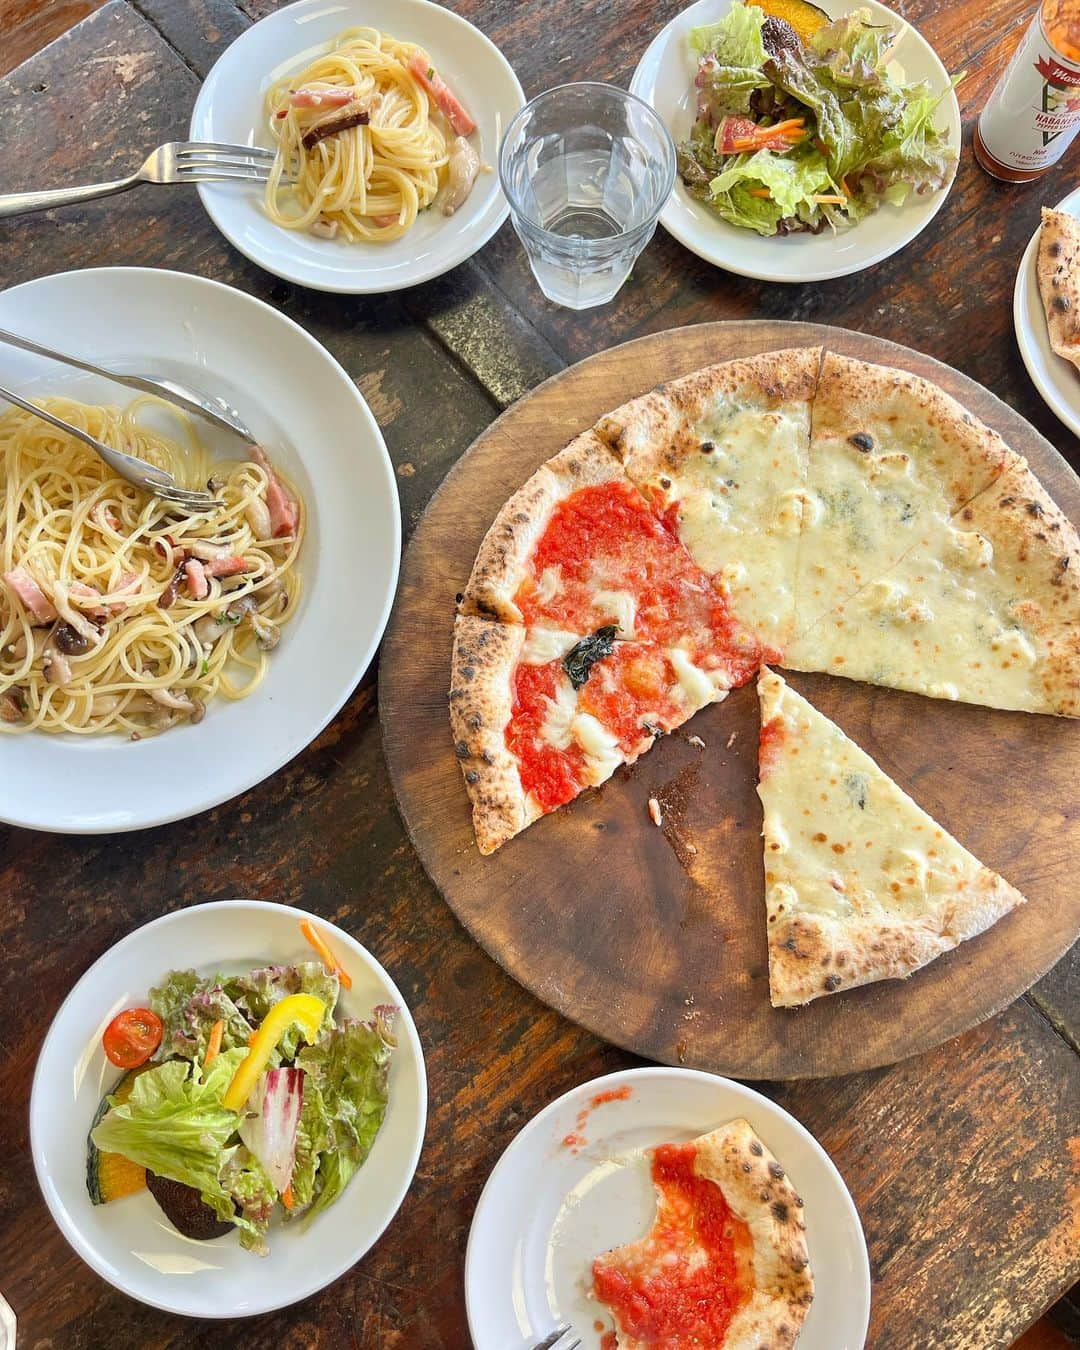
[190,0,525,293]
[0,268,399,832]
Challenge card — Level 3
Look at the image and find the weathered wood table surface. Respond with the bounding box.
[0,1,1077,1346]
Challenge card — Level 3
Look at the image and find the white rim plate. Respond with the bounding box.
[1014,185,1080,437]
[629,0,961,282]
[0,267,399,833]
[30,899,427,1318]
[190,0,525,293]
[465,1067,870,1350]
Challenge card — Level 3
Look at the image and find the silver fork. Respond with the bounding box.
[0,385,219,513]
[530,1328,582,1350]
[0,326,254,443]
[0,141,277,219]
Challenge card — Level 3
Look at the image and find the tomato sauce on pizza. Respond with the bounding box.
[592,1141,752,1348]
[513,481,766,686]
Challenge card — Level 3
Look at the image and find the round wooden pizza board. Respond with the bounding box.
[379,321,1080,1079]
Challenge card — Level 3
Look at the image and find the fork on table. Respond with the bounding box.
[0,141,278,219]
[530,1327,582,1350]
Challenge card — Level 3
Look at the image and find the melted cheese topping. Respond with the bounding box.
[757,669,995,923]
[593,588,637,637]
[572,711,622,785]
[786,502,1051,712]
[521,627,581,665]
[654,405,811,651]
[793,425,999,636]
[667,647,730,712]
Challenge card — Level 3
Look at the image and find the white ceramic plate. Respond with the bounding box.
[0,267,399,832]
[1014,185,1080,437]
[629,0,960,282]
[190,0,525,293]
[466,1067,870,1350]
[31,899,427,1318]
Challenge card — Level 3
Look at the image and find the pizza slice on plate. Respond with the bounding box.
[792,353,1023,636]
[1037,207,1080,372]
[594,348,820,653]
[756,669,1026,1006]
[784,462,1080,715]
[591,1118,814,1349]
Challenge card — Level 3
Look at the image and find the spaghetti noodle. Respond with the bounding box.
[263,26,479,243]
[0,397,303,738]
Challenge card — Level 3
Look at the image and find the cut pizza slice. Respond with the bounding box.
[1037,207,1080,372]
[756,669,1026,1007]
[594,347,820,654]
[591,1118,814,1350]
[783,462,1080,715]
[792,352,1023,637]
[450,615,745,853]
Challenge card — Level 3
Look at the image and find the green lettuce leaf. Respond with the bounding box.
[704,146,836,236]
[150,969,254,1064]
[219,1148,277,1255]
[810,8,896,83]
[293,1007,396,1219]
[90,1049,245,1205]
[690,4,772,117]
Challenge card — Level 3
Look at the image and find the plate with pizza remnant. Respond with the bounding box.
[465,1067,870,1350]
[1015,185,1080,439]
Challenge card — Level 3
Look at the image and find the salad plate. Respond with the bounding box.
[1014,186,1080,438]
[0,268,399,833]
[30,900,426,1318]
[629,0,961,282]
[465,1067,870,1350]
[190,0,525,294]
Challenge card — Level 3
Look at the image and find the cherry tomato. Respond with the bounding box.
[102,1008,163,1069]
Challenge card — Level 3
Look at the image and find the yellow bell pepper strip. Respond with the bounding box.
[222,993,326,1112]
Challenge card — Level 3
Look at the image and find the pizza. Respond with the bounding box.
[756,668,1026,1006]
[452,432,769,854]
[1037,207,1080,371]
[449,345,1072,998]
[786,461,1080,715]
[591,1118,814,1349]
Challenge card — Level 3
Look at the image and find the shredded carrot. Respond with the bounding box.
[204,1018,225,1068]
[813,193,847,205]
[300,918,353,989]
[282,1183,295,1210]
[747,187,773,198]
[839,175,852,197]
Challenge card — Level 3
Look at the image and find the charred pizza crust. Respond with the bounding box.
[458,431,625,623]
[1037,207,1080,370]
[449,615,534,855]
[594,346,822,480]
[810,351,1021,504]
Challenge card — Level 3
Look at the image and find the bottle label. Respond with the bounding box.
[978,13,1080,171]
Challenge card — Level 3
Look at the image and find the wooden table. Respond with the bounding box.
[0,2,1076,1346]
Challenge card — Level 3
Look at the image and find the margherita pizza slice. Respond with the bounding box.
[792,353,1023,637]
[784,462,1080,715]
[592,1118,814,1350]
[757,669,1026,1007]
[1037,207,1080,372]
[451,615,746,854]
[594,348,820,654]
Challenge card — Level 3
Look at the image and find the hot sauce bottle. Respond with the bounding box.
[974,0,1080,181]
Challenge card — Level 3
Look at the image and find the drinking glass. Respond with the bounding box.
[499,83,676,310]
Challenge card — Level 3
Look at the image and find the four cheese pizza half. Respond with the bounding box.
[591,1118,814,1349]
[757,669,1026,1006]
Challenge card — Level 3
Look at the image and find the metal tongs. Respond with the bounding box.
[0,327,256,512]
